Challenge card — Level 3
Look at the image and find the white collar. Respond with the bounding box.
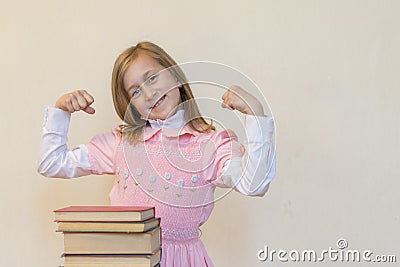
[147,109,185,129]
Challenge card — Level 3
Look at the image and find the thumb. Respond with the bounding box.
[221,101,234,111]
[82,106,95,114]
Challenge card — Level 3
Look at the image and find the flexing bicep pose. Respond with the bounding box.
[38,41,276,267]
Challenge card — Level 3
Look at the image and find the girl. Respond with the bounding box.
[38,41,276,266]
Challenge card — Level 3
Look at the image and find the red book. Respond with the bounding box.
[54,206,155,222]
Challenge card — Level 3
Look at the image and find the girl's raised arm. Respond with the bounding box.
[37,90,96,178]
[220,114,276,196]
[218,86,276,196]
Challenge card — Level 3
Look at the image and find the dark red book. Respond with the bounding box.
[54,206,155,222]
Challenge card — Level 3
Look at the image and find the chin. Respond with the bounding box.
[156,108,179,120]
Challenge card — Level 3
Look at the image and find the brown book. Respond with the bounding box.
[57,217,160,233]
[63,227,160,254]
[54,206,155,222]
[63,249,161,267]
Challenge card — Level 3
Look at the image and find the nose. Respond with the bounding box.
[142,86,158,102]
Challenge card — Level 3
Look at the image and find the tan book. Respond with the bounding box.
[63,249,161,267]
[54,206,155,222]
[63,227,160,254]
[57,217,160,233]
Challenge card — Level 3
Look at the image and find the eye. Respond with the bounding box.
[147,73,159,84]
[131,88,142,97]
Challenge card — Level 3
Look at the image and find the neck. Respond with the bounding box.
[147,109,185,129]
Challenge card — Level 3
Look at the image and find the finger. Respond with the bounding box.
[64,100,75,113]
[75,92,89,108]
[80,90,94,105]
[82,106,96,114]
[70,95,81,111]
[229,89,243,101]
[221,100,234,110]
[229,85,241,94]
[221,90,229,101]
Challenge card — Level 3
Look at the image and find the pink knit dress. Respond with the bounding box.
[87,124,244,267]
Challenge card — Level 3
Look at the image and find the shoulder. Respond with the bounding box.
[194,128,241,149]
[209,129,239,143]
[89,125,122,148]
[201,129,244,159]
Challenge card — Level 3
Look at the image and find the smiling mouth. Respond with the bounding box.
[151,95,166,109]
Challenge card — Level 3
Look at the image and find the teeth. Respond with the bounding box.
[153,96,165,108]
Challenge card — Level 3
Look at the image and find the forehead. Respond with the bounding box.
[123,53,163,88]
[124,54,163,76]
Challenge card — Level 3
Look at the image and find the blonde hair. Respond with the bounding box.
[111,41,215,144]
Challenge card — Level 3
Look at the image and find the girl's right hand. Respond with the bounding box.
[55,90,95,114]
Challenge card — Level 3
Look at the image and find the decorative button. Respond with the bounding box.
[115,167,120,174]
[164,172,171,180]
[136,168,143,176]
[123,172,129,179]
[191,175,198,183]
[177,179,184,187]
[149,175,156,183]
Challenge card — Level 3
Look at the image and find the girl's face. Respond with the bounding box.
[123,53,181,120]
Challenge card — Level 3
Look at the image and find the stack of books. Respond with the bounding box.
[54,206,161,267]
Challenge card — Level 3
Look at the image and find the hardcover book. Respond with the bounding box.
[57,217,160,233]
[63,227,161,254]
[54,206,155,222]
[63,249,161,267]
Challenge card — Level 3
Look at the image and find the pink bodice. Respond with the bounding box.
[88,125,244,266]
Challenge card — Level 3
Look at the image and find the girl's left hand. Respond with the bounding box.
[221,85,265,116]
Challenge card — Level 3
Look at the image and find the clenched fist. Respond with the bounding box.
[55,90,95,114]
[221,85,264,116]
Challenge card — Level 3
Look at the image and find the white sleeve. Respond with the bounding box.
[220,115,276,196]
[37,106,91,178]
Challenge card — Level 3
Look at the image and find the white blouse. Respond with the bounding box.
[38,106,276,196]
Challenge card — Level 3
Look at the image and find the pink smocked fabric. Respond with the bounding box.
[87,125,244,267]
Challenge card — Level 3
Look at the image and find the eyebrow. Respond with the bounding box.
[126,69,152,91]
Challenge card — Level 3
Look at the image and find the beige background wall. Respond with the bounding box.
[1,0,399,266]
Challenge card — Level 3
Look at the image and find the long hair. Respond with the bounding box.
[111,41,215,144]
